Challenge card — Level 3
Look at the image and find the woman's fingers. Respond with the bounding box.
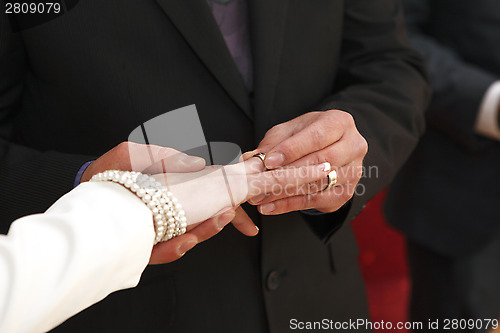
[141,152,206,174]
[188,209,236,242]
[148,209,236,265]
[148,233,198,264]
[230,207,259,236]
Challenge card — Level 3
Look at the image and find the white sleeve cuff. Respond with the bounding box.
[475,81,500,141]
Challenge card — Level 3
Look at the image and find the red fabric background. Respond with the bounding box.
[352,190,410,333]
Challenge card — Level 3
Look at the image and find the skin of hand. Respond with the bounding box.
[79,142,243,264]
[156,156,332,234]
[241,110,368,215]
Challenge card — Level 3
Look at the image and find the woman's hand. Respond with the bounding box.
[94,144,330,264]
[78,142,242,265]
[153,156,332,240]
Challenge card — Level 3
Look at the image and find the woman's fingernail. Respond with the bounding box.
[259,203,275,215]
[253,225,260,235]
[180,155,205,166]
[178,240,197,256]
[265,153,285,169]
[249,194,267,205]
[319,162,331,172]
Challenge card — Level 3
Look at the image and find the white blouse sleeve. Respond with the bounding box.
[0,181,155,333]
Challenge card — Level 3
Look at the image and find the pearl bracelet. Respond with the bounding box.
[90,170,187,244]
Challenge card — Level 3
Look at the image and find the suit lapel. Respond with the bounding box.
[249,0,289,137]
[155,0,252,117]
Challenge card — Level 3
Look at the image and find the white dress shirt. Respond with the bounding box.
[0,182,154,333]
[476,80,500,141]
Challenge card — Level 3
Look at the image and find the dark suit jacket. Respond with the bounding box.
[0,0,429,331]
[385,0,500,257]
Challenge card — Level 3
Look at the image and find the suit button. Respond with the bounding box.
[266,271,281,291]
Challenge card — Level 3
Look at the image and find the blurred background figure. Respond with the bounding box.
[385,0,500,332]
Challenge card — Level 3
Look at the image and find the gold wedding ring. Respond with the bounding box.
[323,170,338,191]
[253,153,266,164]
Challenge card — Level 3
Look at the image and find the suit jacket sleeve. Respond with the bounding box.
[0,182,154,333]
[306,0,431,242]
[0,10,95,232]
[402,0,498,151]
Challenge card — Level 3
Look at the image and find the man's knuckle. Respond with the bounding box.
[356,136,368,156]
[337,111,354,128]
[268,123,283,136]
[280,141,294,156]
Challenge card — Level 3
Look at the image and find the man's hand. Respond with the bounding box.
[242,110,368,215]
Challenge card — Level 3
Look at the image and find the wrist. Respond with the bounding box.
[91,170,187,244]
